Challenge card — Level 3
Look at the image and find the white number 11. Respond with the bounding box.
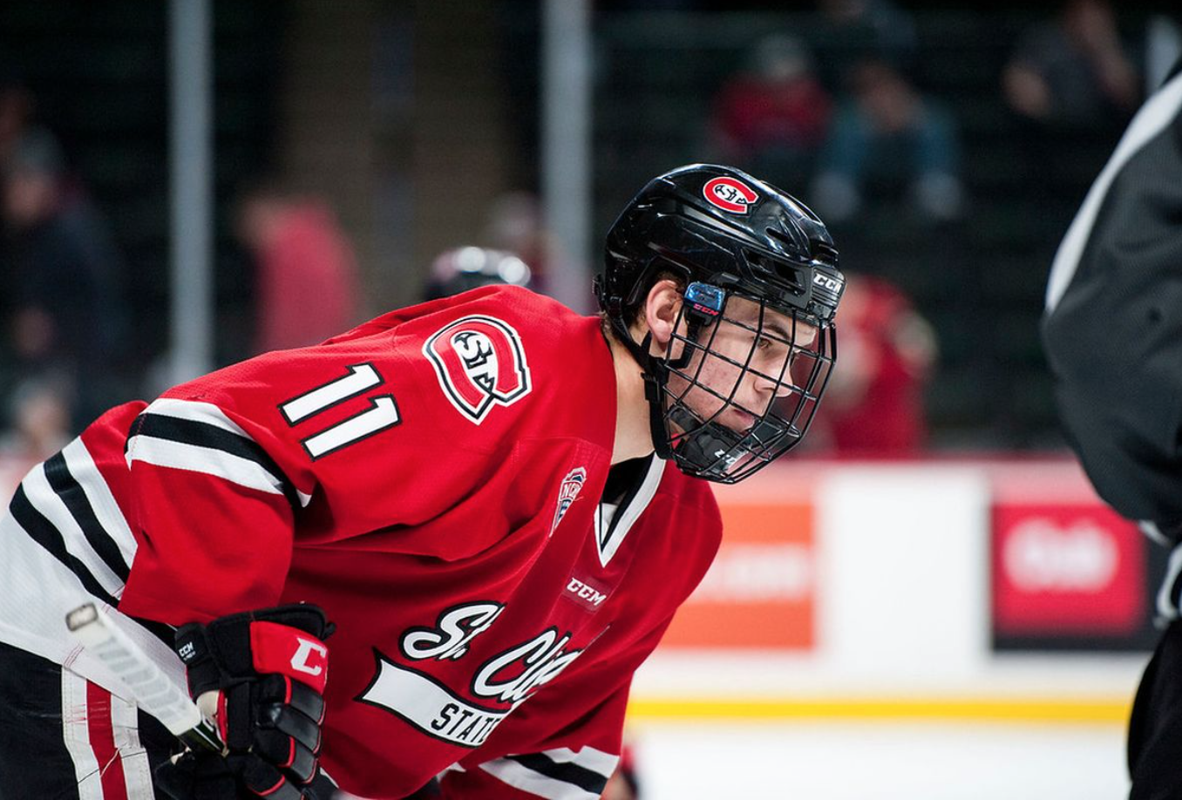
[280,363,401,459]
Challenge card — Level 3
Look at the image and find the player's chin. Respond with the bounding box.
[723,410,759,434]
[686,406,757,435]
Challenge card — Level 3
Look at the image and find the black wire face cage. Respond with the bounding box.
[659,283,837,483]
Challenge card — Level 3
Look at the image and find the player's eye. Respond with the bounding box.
[756,330,790,354]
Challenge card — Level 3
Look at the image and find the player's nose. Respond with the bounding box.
[751,366,792,400]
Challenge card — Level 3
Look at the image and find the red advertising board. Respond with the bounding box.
[992,502,1144,636]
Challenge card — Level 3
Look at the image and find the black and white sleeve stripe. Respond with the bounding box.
[479,746,619,800]
[0,433,179,689]
[7,437,138,607]
[127,398,311,508]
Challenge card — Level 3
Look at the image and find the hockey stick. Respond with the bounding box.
[65,602,224,753]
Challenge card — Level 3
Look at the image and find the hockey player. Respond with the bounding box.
[1042,60,1182,800]
[0,164,844,799]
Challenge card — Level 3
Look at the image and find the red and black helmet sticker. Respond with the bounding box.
[703,176,759,214]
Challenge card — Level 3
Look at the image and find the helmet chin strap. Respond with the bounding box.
[599,285,676,461]
[635,330,676,461]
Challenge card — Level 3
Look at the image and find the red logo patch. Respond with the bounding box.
[424,315,531,423]
[703,176,758,214]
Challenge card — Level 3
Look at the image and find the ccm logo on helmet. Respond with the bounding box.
[424,315,532,423]
[703,176,758,214]
[813,273,844,292]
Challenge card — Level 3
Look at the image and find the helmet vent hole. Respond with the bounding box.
[812,242,839,265]
[746,250,805,294]
[766,228,798,249]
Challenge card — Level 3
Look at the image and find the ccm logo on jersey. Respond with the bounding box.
[703,176,758,214]
[423,315,531,423]
[566,577,608,608]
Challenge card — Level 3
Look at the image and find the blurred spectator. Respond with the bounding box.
[810,58,965,225]
[709,34,833,189]
[1,130,130,427]
[0,376,71,503]
[813,0,917,89]
[234,180,361,354]
[0,76,38,169]
[1003,0,1140,241]
[1003,0,1139,130]
[422,246,531,301]
[808,274,937,456]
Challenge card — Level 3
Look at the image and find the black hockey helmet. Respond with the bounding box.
[595,163,844,483]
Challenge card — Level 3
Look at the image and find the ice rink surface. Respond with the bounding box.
[630,720,1129,800]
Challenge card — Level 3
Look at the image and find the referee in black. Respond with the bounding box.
[1042,55,1182,800]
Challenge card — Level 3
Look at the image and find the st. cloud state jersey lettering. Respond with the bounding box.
[359,601,584,748]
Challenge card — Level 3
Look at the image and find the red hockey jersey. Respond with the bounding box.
[1,286,722,799]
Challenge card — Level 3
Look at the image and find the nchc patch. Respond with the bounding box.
[550,467,587,536]
[423,315,531,423]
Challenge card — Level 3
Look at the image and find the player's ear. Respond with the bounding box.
[640,279,683,352]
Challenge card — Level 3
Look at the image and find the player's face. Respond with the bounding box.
[667,295,818,434]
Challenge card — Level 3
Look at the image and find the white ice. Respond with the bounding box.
[631,720,1129,800]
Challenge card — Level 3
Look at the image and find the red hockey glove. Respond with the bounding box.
[157,604,334,799]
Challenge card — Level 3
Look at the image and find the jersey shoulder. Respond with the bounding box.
[143,289,616,550]
[158,285,596,423]
[373,286,616,444]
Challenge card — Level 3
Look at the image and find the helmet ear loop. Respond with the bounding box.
[665,312,703,371]
[667,280,727,372]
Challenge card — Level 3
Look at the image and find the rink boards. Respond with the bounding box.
[631,458,1151,725]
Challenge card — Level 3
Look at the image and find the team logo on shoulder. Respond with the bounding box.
[703,176,758,214]
[550,467,587,536]
[423,315,531,423]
